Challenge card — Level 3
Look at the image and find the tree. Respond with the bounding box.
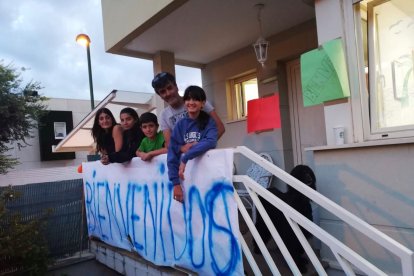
[0,62,47,174]
[0,63,50,274]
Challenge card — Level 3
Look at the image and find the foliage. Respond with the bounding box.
[0,186,51,275]
[0,61,47,174]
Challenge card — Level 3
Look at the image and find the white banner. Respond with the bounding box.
[82,148,243,275]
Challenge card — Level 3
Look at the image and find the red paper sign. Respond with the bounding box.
[247,94,281,133]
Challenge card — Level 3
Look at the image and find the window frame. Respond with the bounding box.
[226,73,258,121]
[353,0,414,140]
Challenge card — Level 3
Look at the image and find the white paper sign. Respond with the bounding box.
[82,149,243,275]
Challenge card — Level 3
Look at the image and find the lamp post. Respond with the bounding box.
[76,33,95,110]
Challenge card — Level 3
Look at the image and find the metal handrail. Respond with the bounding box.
[233,146,414,275]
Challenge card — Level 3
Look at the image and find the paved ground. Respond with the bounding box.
[47,258,121,276]
[46,215,324,276]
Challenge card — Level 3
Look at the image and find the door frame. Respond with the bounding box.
[287,59,303,165]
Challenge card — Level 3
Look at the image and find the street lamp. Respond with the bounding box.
[76,33,95,110]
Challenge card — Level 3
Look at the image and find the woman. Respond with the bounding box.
[167,86,218,203]
[91,108,123,165]
[110,107,145,163]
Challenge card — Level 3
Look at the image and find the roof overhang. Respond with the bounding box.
[54,90,155,153]
[101,0,315,67]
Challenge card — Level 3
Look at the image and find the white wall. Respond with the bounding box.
[313,144,414,273]
[312,1,414,272]
[5,98,92,172]
[315,0,354,146]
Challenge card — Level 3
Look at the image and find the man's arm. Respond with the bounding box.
[209,110,225,139]
[163,129,171,149]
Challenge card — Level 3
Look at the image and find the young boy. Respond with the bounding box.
[136,112,167,161]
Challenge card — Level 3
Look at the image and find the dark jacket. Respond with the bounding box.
[108,127,144,163]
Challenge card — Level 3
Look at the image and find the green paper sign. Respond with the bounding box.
[300,38,350,106]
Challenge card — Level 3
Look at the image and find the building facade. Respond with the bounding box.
[100,0,414,272]
[1,98,93,186]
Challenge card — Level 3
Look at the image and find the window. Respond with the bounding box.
[355,0,414,138]
[227,74,259,121]
[54,122,67,139]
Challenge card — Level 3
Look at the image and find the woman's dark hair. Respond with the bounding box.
[92,108,117,152]
[120,107,139,122]
[183,85,210,130]
[120,107,142,146]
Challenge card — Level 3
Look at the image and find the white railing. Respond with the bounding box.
[233,146,414,276]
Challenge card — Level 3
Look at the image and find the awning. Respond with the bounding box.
[54,90,156,153]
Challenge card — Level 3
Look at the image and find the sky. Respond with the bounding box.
[0,0,201,101]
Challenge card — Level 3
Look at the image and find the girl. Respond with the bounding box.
[108,107,145,163]
[91,108,123,165]
[167,86,218,203]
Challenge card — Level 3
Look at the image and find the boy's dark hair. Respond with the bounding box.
[183,85,210,130]
[151,72,176,94]
[139,112,159,126]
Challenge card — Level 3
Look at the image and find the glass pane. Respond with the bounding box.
[242,79,258,117]
[234,83,243,118]
[373,0,414,129]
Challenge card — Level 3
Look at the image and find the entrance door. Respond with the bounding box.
[287,59,326,165]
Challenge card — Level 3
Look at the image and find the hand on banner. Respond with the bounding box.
[101,154,110,165]
[140,152,153,161]
[173,185,184,203]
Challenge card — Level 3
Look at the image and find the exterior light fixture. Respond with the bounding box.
[252,3,269,67]
[76,33,95,110]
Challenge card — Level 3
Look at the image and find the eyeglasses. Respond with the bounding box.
[151,72,169,88]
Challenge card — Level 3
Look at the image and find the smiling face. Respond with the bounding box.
[98,112,114,130]
[156,81,182,108]
[141,121,158,140]
[120,112,136,130]
[185,98,205,119]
